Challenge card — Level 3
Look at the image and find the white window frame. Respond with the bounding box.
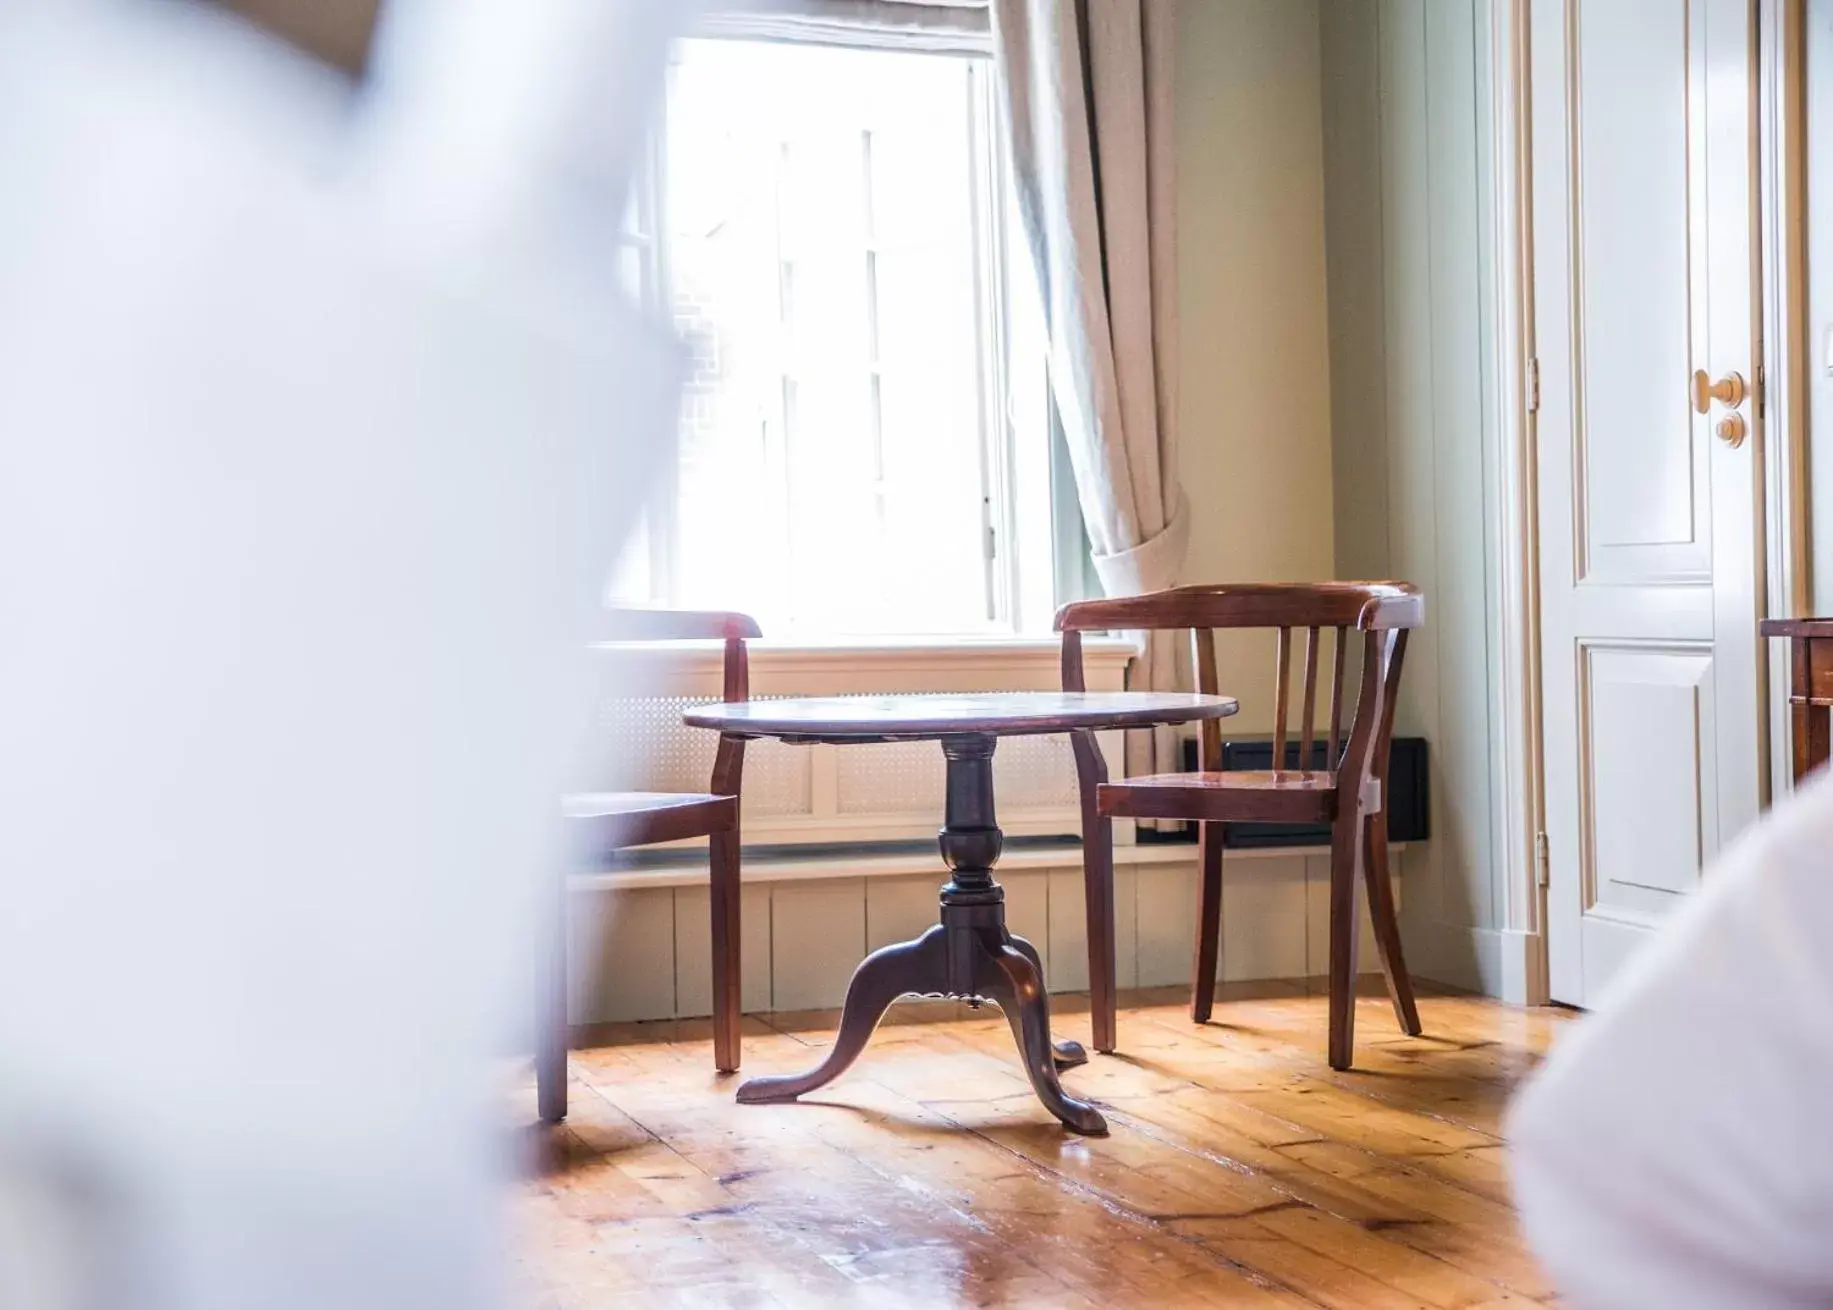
[619,20,1085,642]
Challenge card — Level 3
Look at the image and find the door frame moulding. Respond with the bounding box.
[1483,0,1547,1007]
[1496,0,1808,1003]
[1759,0,1809,800]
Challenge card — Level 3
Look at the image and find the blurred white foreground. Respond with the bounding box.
[0,1,683,1305]
[1511,771,1833,1307]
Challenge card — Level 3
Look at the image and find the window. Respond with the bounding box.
[611,35,1061,638]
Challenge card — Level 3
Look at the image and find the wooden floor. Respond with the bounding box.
[517,982,1572,1309]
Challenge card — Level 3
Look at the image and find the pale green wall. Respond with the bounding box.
[1177,0,1338,733]
[1320,0,1508,993]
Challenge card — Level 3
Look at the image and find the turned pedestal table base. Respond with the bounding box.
[734,735,1102,1132]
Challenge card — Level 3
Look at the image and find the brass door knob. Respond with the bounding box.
[1692,368,1746,414]
[1716,413,1747,448]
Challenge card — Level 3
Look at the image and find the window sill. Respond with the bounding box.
[599,633,1140,696]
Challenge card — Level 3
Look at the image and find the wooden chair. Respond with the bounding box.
[537,608,758,1122]
[1058,582,1423,1070]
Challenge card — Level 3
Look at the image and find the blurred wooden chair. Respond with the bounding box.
[1761,617,1833,783]
[1058,583,1423,1070]
[537,608,759,1122]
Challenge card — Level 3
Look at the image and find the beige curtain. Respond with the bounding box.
[992,0,1186,783]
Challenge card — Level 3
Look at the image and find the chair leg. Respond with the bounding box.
[1070,729,1118,1054]
[1083,813,1118,1054]
[536,870,568,1123]
[1190,822,1223,1023]
[710,829,742,1074]
[1795,700,1831,784]
[1326,811,1360,1071]
[1362,814,1421,1036]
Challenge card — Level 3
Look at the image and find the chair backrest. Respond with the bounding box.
[1056,583,1423,792]
[602,607,760,793]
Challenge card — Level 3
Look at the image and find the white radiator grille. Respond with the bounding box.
[596,696,811,817]
[836,733,1078,814]
[832,739,946,814]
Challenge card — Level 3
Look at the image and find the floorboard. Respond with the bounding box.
[516,982,1570,1308]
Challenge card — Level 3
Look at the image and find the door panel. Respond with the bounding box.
[1583,645,1714,908]
[1575,0,1702,566]
[1534,0,1763,1007]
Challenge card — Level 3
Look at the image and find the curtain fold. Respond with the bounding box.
[992,0,1185,785]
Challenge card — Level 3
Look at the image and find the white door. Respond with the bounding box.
[1532,0,1765,1007]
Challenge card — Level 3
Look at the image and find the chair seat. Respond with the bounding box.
[565,790,738,850]
[1099,770,1339,825]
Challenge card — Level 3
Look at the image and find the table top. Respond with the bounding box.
[682,691,1237,744]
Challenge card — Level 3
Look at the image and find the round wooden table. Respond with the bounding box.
[684,690,1238,1134]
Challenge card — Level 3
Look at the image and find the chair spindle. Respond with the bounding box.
[1299,626,1320,766]
[1327,625,1348,768]
[1272,627,1291,769]
[1192,627,1222,771]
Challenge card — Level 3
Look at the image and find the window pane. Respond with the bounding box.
[662,38,997,636]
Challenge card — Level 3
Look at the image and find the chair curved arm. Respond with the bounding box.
[1054,582,1422,634]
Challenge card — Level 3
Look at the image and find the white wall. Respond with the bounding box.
[1177,0,1338,731]
[1320,0,1508,993]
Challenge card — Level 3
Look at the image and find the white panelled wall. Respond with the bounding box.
[568,847,1398,1023]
